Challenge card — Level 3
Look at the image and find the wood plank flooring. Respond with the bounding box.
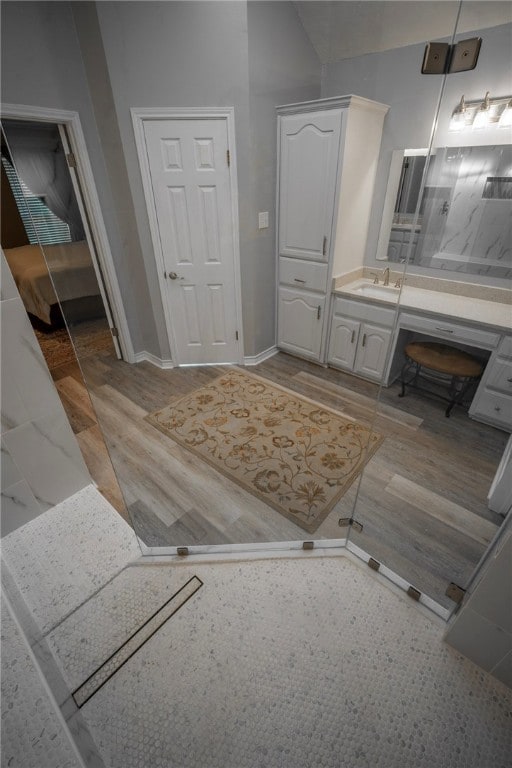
[53,348,507,610]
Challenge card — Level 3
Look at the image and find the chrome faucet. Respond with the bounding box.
[382,267,390,286]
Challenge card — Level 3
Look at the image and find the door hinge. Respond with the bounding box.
[446,582,466,604]
[66,152,77,169]
[235,331,239,341]
[110,327,119,338]
[226,149,231,167]
[338,517,363,533]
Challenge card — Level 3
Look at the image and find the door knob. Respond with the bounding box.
[168,271,178,280]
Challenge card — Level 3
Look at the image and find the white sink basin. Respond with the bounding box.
[349,281,400,302]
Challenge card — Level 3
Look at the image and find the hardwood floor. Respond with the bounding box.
[52,347,507,610]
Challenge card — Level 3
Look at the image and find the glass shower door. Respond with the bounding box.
[346,3,512,613]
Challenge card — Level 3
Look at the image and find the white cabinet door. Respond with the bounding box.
[279,110,342,262]
[278,288,325,361]
[354,323,392,381]
[327,316,360,370]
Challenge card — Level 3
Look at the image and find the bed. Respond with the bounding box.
[3,241,103,326]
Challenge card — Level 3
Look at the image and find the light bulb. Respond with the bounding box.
[449,95,466,131]
[473,92,490,129]
[498,100,512,128]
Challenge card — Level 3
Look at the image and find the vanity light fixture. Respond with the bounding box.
[449,93,512,131]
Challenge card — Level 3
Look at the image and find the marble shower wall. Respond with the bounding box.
[418,145,512,278]
[1,250,90,537]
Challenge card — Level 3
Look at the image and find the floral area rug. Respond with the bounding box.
[146,369,384,533]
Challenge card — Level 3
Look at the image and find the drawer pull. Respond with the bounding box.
[351,330,355,344]
[362,333,367,347]
[293,278,306,283]
[435,327,454,333]
[322,236,327,256]
[317,305,322,320]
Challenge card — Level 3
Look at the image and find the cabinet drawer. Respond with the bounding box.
[399,312,500,349]
[470,389,512,431]
[485,358,512,394]
[279,257,329,292]
[497,335,512,359]
[333,297,396,327]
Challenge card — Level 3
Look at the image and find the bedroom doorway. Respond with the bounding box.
[1,118,121,359]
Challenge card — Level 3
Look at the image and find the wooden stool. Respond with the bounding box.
[398,341,484,417]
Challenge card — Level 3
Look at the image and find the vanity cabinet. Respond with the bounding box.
[327,298,395,382]
[276,95,389,362]
[469,335,512,432]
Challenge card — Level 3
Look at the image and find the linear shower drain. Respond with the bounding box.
[72,575,203,707]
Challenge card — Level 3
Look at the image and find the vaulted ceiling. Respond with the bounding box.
[294,2,512,63]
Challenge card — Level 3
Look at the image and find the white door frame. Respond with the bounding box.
[131,107,244,365]
[1,103,135,362]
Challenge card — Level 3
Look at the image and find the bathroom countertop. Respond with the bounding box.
[333,279,512,332]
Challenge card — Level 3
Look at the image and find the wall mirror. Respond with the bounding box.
[376,142,512,280]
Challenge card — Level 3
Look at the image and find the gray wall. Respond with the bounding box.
[0,1,151,354]
[246,2,321,355]
[92,0,252,359]
[1,252,90,537]
[91,1,321,358]
[321,22,512,284]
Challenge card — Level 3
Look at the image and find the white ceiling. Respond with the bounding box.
[294,2,512,63]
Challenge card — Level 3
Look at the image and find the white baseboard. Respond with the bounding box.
[244,346,278,366]
[134,347,277,369]
[133,351,174,369]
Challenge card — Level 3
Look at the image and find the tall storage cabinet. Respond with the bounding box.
[276,95,389,362]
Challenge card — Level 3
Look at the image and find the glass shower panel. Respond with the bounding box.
[1,119,129,522]
[347,3,512,612]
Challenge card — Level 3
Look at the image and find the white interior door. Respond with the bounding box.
[142,117,241,365]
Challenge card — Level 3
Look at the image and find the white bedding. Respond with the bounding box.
[3,241,100,324]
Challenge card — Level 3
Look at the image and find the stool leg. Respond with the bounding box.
[445,376,472,418]
[399,359,420,399]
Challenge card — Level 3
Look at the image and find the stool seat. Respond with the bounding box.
[404,342,483,378]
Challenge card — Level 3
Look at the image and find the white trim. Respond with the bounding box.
[130,107,244,366]
[276,94,389,117]
[1,103,135,363]
[137,539,347,559]
[134,351,174,370]
[244,346,278,366]
[346,540,450,621]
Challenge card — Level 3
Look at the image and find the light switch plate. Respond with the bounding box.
[448,37,482,73]
[258,211,269,229]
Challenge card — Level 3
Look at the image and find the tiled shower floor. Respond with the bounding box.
[1,487,511,768]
